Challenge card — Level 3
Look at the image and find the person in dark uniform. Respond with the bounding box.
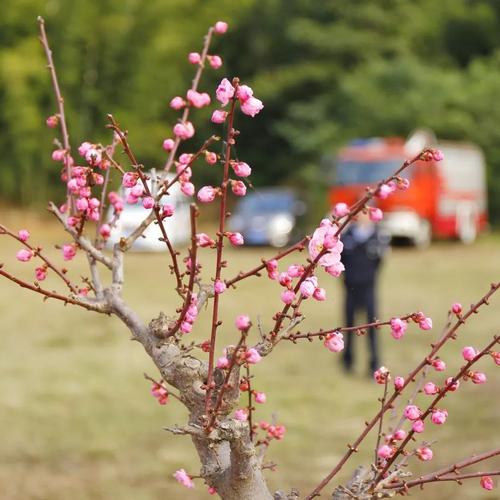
[341,210,389,374]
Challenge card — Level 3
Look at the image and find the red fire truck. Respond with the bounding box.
[329,130,488,246]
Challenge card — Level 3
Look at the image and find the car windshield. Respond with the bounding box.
[335,160,407,185]
[236,192,295,214]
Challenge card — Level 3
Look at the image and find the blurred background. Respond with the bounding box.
[1,0,500,499]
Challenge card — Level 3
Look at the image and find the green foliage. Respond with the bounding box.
[3,0,500,221]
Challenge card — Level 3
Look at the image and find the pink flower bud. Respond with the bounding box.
[122,172,138,188]
[445,377,460,391]
[216,356,229,369]
[390,317,407,340]
[374,366,390,384]
[211,109,228,124]
[480,476,494,491]
[404,404,421,421]
[52,149,65,162]
[76,197,89,212]
[208,486,217,495]
[62,244,77,261]
[162,138,175,152]
[18,229,30,241]
[417,447,433,461]
[187,90,211,108]
[419,317,433,330]
[431,409,448,425]
[180,321,192,334]
[214,279,226,294]
[280,289,295,304]
[313,287,326,301]
[432,358,446,371]
[231,180,247,196]
[245,348,262,364]
[492,352,500,366]
[234,409,248,421]
[196,233,214,247]
[323,332,344,353]
[471,371,486,384]
[287,265,304,278]
[393,429,406,440]
[398,178,410,190]
[254,392,266,404]
[368,207,383,222]
[46,114,58,128]
[16,249,33,262]
[377,183,393,200]
[78,142,92,157]
[216,78,235,106]
[235,315,251,331]
[188,52,201,64]
[131,184,144,198]
[333,202,349,218]
[240,96,264,117]
[142,196,155,209]
[197,186,217,203]
[181,182,195,197]
[99,224,111,239]
[377,445,393,459]
[170,96,186,110]
[236,85,253,101]
[412,419,425,433]
[232,161,252,177]
[432,149,444,161]
[462,346,477,361]
[424,382,439,395]
[208,55,223,69]
[173,121,195,140]
[35,267,47,281]
[205,151,217,165]
[228,232,244,246]
[214,21,228,34]
[174,469,194,489]
[394,376,405,390]
[300,278,316,298]
[452,302,462,314]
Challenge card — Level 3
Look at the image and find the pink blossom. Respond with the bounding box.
[16,249,33,262]
[390,317,407,340]
[308,220,344,269]
[234,409,248,421]
[197,186,217,203]
[161,203,174,218]
[126,194,139,205]
[196,233,215,247]
[431,409,448,425]
[52,149,65,162]
[208,55,223,69]
[131,184,144,198]
[227,232,244,246]
[75,197,88,212]
[374,366,390,384]
[462,346,477,361]
[325,261,345,277]
[323,332,344,353]
[46,114,58,128]
[170,96,186,110]
[419,317,433,330]
[492,352,500,366]
[245,348,262,364]
[313,287,326,301]
[424,382,439,395]
[432,358,446,371]
[173,121,195,140]
[278,272,292,287]
[471,371,487,384]
[174,469,194,489]
[368,207,383,222]
[254,392,266,404]
[377,445,393,459]
[287,265,304,278]
[187,90,211,108]
[122,172,138,188]
[211,109,228,123]
[208,486,217,495]
[77,142,92,157]
[231,180,247,196]
[235,315,251,331]
[452,302,462,314]
[204,151,217,165]
[188,52,201,64]
[181,182,195,197]
[214,279,226,294]
[216,356,229,369]
[62,244,77,261]
[280,289,296,304]
[412,419,425,433]
[35,267,47,281]
[162,138,175,152]
[85,148,101,166]
[417,447,433,461]
[142,196,155,209]
[240,96,264,117]
[480,476,494,491]
[216,78,235,106]
[268,424,286,440]
[236,85,253,102]
[300,278,316,298]
[18,229,30,241]
[445,377,460,391]
[393,429,406,440]
[432,149,444,161]
[232,161,252,177]
[99,224,111,239]
[377,184,393,200]
[394,376,405,390]
[333,202,349,218]
[214,21,228,34]
[266,259,278,280]
[404,404,421,421]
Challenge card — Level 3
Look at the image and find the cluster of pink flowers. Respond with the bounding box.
[180,293,199,334]
[389,312,432,340]
[259,420,286,441]
[308,219,345,276]
[151,382,169,405]
[214,78,264,118]
[421,148,445,162]
[121,172,156,208]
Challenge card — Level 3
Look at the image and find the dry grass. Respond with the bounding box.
[0,209,499,499]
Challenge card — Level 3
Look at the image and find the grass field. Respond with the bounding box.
[1,209,499,499]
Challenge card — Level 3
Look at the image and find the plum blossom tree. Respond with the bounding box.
[0,17,499,500]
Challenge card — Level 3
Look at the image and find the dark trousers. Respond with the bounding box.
[342,282,379,373]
